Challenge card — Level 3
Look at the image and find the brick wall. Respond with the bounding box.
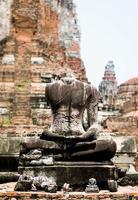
[0,191,137,200]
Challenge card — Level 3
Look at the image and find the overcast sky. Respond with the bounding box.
[74,0,138,87]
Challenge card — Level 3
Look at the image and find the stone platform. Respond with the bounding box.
[0,190,138,200]
[18,162,118,189]
[0,182,138,200]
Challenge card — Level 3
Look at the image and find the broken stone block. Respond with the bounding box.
[14,175,33,191]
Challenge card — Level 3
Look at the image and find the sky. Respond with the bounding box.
[74,0,138,88]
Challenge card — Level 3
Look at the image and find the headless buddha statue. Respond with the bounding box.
[39,75,116,162]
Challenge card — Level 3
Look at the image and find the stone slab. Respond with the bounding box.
[0,156,18,171]
[0,137,20,155]
[98,135,137,153]
[0,172,19,183]
[113,136,137,153]
[18,163,118,187]
[126,173,138,183]
[112,153,136,164]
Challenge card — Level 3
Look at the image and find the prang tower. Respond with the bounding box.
[99,61,117,109]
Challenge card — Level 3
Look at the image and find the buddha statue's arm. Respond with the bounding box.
[87,86,99,128]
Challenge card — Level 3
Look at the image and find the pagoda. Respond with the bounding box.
[99,61,117,110]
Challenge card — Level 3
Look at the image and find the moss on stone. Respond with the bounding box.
[3,115,10,126]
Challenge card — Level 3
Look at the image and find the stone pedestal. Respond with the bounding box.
[18,162,118,190]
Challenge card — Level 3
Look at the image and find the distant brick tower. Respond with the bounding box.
[0,0,87,127]
[99,61,117,110]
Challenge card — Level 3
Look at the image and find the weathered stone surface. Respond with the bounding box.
[14,175,33,191]
[18,163,118,188]
[14,175,57,192]
[0,172,19,184]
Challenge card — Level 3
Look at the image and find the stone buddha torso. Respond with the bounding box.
[45,77,99,136]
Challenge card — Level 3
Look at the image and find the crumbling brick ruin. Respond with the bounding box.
[0,0,87,129]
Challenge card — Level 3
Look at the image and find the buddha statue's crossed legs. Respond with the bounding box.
[40,131,116,161]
